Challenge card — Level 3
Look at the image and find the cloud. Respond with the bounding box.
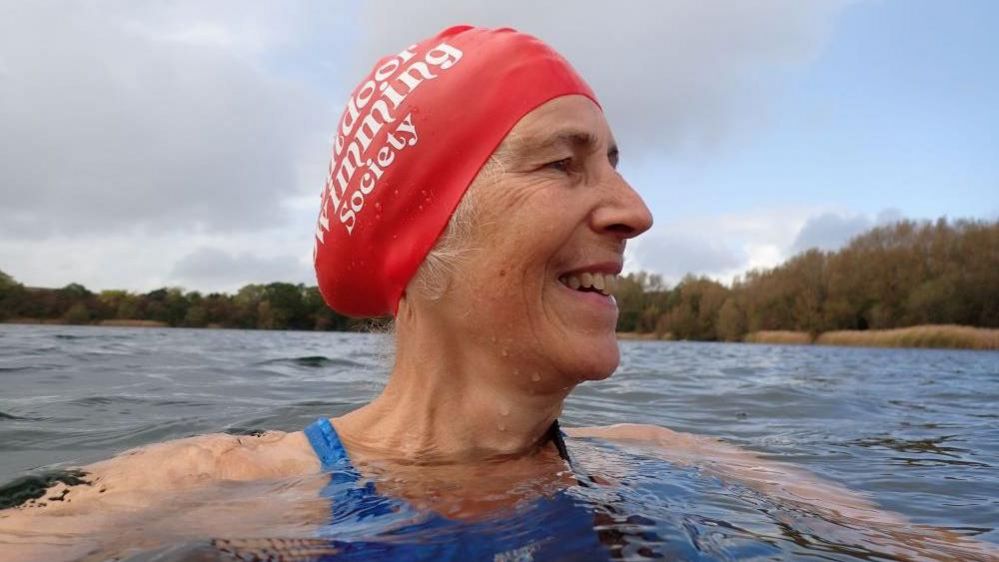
[0,1,857,292]
[629,206,814,285]
[0,2,339,239]
[630,207,911,286]
[356,0,848,157]
[790,208,902,253]
[789,212,871,253]
[169,247,312,292]
[631,233,747,281]
[0,227,315,293]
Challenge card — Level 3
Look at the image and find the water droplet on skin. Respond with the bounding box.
[501,349,509,357]
[500,406,510,417]
[497,423,507,432]
[531,372,541,382]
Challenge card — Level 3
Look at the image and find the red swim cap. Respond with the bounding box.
[313,25,597,317]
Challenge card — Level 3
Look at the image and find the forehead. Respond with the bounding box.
[500,95,613,155]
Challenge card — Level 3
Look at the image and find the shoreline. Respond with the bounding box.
[3,318,170,328]
[4,319,996,351]
[621,325,998,351]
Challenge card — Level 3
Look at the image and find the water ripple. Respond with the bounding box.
[0,325,996,553]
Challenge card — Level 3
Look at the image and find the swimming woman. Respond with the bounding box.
[1,25,995,561]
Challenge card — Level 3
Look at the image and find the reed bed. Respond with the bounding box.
[743,331,813,345]
[617,331,667,341]
[98,319,169,328]
[2,318,64,325]
[816,325,998,351]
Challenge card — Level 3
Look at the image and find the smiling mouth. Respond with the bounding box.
[557,272,619,297]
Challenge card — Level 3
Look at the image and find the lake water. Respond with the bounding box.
[1,324,997,560]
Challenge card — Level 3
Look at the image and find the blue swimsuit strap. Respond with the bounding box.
[305,417,352,472]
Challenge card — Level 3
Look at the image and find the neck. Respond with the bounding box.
[335,307,573,464]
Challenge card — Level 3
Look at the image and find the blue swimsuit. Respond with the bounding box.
[302,417,611,561]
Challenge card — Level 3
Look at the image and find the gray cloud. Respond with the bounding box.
[0,2,338,239]
[790,208,902,253]
[0,1,854,291]
[169,246,312,291]
[632,232,747,283]
[357,1,847,157]
[790,212,871,253]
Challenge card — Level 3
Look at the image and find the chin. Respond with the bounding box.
[571,336,620,382]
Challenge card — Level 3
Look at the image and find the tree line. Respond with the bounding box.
[0,218,995,337]
[0,277,360,331]
[616,218,997,340]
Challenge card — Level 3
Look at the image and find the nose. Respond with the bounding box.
[591,172,654,240]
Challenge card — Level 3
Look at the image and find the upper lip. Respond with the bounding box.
[558,261,624,277]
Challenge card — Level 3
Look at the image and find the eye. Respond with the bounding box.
[545,157,573,173]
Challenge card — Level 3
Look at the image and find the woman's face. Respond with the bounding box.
[435,95,653,389]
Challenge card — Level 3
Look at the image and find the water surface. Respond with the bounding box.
[1,325,996,559]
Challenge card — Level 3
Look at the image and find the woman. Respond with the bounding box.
[1,26,994,562]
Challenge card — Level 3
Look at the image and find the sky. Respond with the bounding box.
[0,0,996,293]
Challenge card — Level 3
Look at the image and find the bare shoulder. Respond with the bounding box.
[566,423,892,521]
[3,430,319,517]
[566,423,729,456]
[566,423,999,558]
[88,430,319,487]
[0,430,321,561]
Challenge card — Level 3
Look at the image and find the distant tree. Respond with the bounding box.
[304,286,351,331]
[257,300,275,330]
[616,272,669,333]
[63,302,92,325]
[659,276,729,340]
[0,269,15,289]
[262,283,308,330]
[0,269,26,321]
[184,305,208,328]
[716,297,746,342]
[233,284,265,329]
[3,217,994,335]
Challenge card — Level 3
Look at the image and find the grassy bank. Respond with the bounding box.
[5,319,995,350]
[814,325,998,351]
[97,319,169,328]
[617,331,669,341]
[743,331,812,345]
[3,318,168,328]
[2,317,65,325]
[744,325,998,351]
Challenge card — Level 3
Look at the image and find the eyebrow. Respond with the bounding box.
[513,129,620,165]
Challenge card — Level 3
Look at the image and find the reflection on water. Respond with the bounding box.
[0,325,997,560]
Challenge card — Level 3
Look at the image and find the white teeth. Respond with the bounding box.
[558,272,618,296]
